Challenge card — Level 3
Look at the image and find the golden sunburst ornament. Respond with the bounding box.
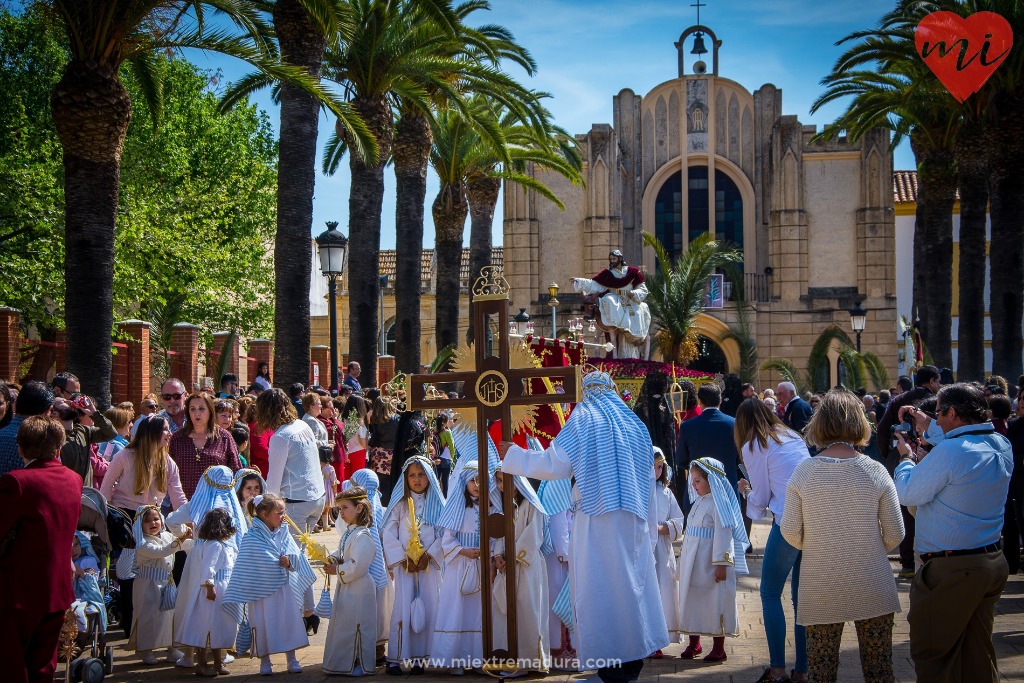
[447,339,540,434]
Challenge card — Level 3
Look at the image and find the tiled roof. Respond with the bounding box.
[376,247,504,281]
[893,170,918,204]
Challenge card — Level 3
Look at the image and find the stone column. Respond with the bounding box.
[117,320,151,408]
[170,323,200,391]
[0,307,20,384]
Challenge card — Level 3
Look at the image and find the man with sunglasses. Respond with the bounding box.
[893,383,1012,683]
[50,372,80,399]
[130,379,188,439]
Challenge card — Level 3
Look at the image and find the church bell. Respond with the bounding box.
[691,32,708,56]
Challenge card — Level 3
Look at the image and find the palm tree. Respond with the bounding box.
[388,2,541,375]
[761,325,890,393]
[428,96,582,350]
[810,23,961,371]
[45,0,367,405]
[642,231,742,364]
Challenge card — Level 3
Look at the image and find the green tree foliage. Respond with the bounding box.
[0,9,277,347]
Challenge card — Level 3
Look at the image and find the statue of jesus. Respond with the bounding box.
[573,250,651,358]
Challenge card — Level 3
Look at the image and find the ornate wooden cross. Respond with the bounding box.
[407,267,581,668]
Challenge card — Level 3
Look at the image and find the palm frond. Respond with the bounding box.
[807,325,853,392]
[759,358,809,395]
[859,351,891,391]
[124,51,166,131]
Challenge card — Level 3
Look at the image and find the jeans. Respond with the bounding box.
[760,522,807,673]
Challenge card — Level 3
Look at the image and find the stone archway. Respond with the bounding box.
[650,313,739,374]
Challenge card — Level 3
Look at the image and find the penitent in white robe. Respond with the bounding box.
[175,540,238,649]
[128,527,192,653]
[543,510,570,648]
[381,491,443,664]
[323,527,378,675]
[651,482,685,638]
[676,493,739,637]
[492,502,551,672]
[431,505,484,668]
[503,443,668,667]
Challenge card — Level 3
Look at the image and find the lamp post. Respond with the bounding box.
[547,283,559,337]
[379,274,389,356]
[513,308,531,336]
[315,221,348,392]
[849,301,867,352]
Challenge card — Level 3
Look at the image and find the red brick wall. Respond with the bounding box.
[0,308,19,384]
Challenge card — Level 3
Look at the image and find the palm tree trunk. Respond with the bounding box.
[51,60,132,408]
[985,109,1024,381]
[433,183,468,352]
[272,0,326,389]
[392,112,431,375]
[346,96,393,388]
[911,138,956,371]
[464,175,501,344]
[953,129,988,382]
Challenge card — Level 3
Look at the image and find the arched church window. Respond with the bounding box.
[653,166,744,263]
[384,322,396,357]
[687,334,728,375]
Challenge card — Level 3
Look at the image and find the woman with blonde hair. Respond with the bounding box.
[734,398,809,683]
[781,390,904,683]
[100,415,188,640]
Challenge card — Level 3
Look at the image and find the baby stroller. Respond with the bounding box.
[65,488,131,682]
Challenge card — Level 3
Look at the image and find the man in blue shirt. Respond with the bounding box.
[894,382,1011,683]
[0,381,56,477]
[343,361,362,393]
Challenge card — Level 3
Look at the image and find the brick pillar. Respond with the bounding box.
[0,307,19,384]
[310,346,329,388]
[170,323,200,391]
[248,339,273,386]
[378,355,396,387]
[111,343,129,406]
[54,329,67,376]
[211,331,241,380]
[117,321,151,408]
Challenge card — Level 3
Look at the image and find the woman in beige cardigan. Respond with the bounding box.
[781,390,904,683]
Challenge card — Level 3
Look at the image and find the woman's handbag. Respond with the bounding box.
[159,576,178,611]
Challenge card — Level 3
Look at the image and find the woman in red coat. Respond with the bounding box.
[0,416,84,683]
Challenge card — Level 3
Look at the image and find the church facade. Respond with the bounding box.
[502,26,899,387]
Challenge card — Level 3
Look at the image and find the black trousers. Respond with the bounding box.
[899,505,916,570]
[1003,495,1021,574]
[597,659,643,683]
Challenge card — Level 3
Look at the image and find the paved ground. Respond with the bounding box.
[89,520,1024,682]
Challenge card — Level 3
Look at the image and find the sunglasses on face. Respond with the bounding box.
[162,393,184,401]
[142,404,158,410]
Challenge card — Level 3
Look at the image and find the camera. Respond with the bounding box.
[891,418,916,440]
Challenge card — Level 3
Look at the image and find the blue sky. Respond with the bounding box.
[188,0,915,249]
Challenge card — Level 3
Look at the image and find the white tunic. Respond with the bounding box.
[128,529,191,652]
[503,443,669,665]
[651,483,685,637]
[381,491,443,663]
[323,527,378,675]
[492,502,551,672]
[431,505,484,667]
[574,269,651,340]
[246,525,309,657]
[175,540,238,649]
[676,494,738,637]
[543,510,571,647]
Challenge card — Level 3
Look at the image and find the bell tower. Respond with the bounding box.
[675,0,722,77]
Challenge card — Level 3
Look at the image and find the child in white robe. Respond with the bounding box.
[380,457,445,675]
[491,470,551,673]
[128,505,193,664]
[676,457,750,663]
[537,478,573,661]
[651,449,684,656]
[176,508,239,676]
[347,468,394,664]
[222,493,316,676]
[323,486,378,675]
[432,461,484,675]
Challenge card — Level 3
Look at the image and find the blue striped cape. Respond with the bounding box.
[381,456,446,528]
[451,425,501,476]
[490,470,548,518]
[221,517,316,623]
[348,469,390,589]
[537,479,574,516]
[437,460,483,531]
[552,372,652,521]
[552,577,573,629]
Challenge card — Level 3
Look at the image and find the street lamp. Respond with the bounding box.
[315,221,348,391]
[547,283,560,337]
[849,301,867,352]
[513,308,531,336]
